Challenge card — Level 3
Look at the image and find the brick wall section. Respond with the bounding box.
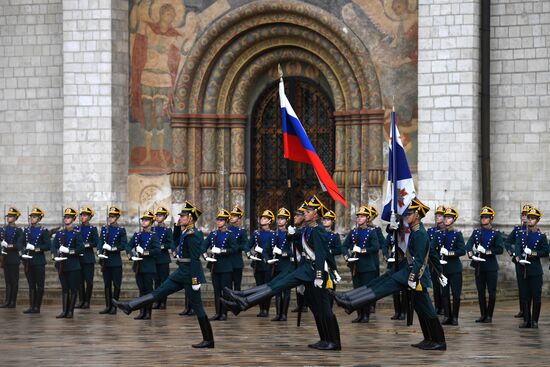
[417,0,482,226]
[490,0,550,226]
[0,0,63,223]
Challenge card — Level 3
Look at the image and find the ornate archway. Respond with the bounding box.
[170,0,385,229]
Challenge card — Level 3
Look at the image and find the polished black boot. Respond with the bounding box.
[23,289,36,314]
[223,284,268,301]
[411,315,431,348]
[109,287,120,315]
[210,297,221,321]
[279,294,290,321]
[218,301,227,321]
[75,282,86,309]
[316,315,341,351]
[7,284,18,308]
[351,309,364,323]
[113,293,155,315]
[134,307,146,320]
[142,304,152,320]
[0,284,11,308]
[192,316,215,348]
[34,288,44,313]
[81,284,92,309]
[333,286,375,315]
[271,295,282,321]
[451,298,460,326]
[158,299,167,310]
[419,318,446,350]
[483,296,495,323]
[222,286,273,316]
[360,306,370,323]
[65,290,78,319]
[441,297,453,325]
[56,292,69,318]
[391,292,401,320]
[519,301,531,328]
[514,299,524,318]
[531,302,541,329]
[308,313,328,349]
[475,294,487,323]
[99,287,113,314]
[179,293,192,316]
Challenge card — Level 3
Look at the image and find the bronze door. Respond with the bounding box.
[250,78,335,226]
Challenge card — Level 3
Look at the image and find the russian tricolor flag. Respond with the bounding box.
[279,80,346,206]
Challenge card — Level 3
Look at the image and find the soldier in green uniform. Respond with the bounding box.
[333,198,447,350]
[505,203,532,319]
[271,207,294,321]
[322,209,343,309]
[114,201,214,348]
[367,206,384,314]
[75,207,99,309]
[204,209,237,321]
[427,205,447,315]
[152,207,173,310]
[52,208,84,318]
[342,206,380,323]
[434,207,465,325]
[514,207,549,328]
[21,208,51,313]
[128,210,161,320]
[228,206,247,292]
[98,206,128,315]
[245,209,276,317]
[0,207,24,309]
[466,206,504,323]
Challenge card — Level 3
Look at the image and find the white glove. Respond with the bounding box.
[249,255,262,261]
[131,256,143,261]
[389,212,399,230]
[254,245,263,254]
[205,257,217,262]
[211,246,221,254]
[287,226,296,235]
[272,246,282,255]
[192,284,201,291]
[59,245,70,254]
[477,245,486,254]
[136,245,144,254]
[408,280,416,289]
[333,270,342,283]
[314,278,323,288]
[440,247,449,256]
[26,243,35,251]
[347,257,359,262]
[267,259,279,264]
[102,243,112,251]
[524,247,532,255]
[439,274,448,287]
[1,240,8,248]
[352,245,361,253]
[54,256,67,262]
[297,284,305,295]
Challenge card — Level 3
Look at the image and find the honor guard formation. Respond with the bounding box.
[1,199,549,351]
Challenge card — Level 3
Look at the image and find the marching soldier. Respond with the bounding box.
[291,202,308,313]
[245,209,276,317]
[505,203,532,319]
[333,198,447,351]
[514,207,549,328]
[204,209,237,321]
[222,196,342,351]
[228,206,247,292]
[52,208,84,318]
[271,207,294,321]
[21,208,50,313]
[342,205,380,323]
[75,207,99,309]
[128,210,161,320]
[0,207,24,309]
[434,207,465,326]
[152,207,173,310]
[428,205,446,314]
[114,201,215,348]
[367,206,384,314]
[322,209,342,309]
[98,206,128,315]
[466,206,504,323]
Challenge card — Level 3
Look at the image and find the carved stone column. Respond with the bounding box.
[229,116,247,209]
[170,121,188,204]
[333,112,347,232]
[364,109,385,209]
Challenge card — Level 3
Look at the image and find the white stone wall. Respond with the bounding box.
[490,0,550,227]
[417,0,482,227]
[0,0,63,224]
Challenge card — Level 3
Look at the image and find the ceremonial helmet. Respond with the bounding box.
[526,207,542,219]
[179,201,202,221]
[295,202,307,216]
[480,206,495,219]
[323,209,337,221]
[304,195,328,217]
[435,205,447,215]
[108,206,122,216]
[63,207,78,218]
[155,207,169,216]
[521,203,534,215]
[260,209,275,222]
[356,205,372,217]
[230,205,244,218]
[277,207,291,219]
[407,198,430,219]
[6,207,21,219]
[216,209,231,220]
[443,207,459,220]
[368,206,379,219]
[80,207,94,217]
[141,210,155,220]
[30,207,45,219]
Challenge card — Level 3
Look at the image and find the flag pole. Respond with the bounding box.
[279,64,295,215]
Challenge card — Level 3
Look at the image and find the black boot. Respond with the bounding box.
[142,304,152,320]
[483,296,495,323]
[263,298,271,317]
[99,287,113,314]
[531,302,541,329]
[23,289,36,314]
[391,293,401,320]
[279,294,290,321]
[308,314,328,349]
[333,286,375,315]
[222,286,273,316]
[113,293,155,315]
[514,299,524,318]
[109,287,120,315]
[419,318,446,350]
[360,306,370,323]
[65,290,78,318]
[351,309,364,323]
[179,293,191,316]
[75,282,85,309]
[56,292,69,318]
[8,284,17,308]
[210,297,221,321]
[134,307,146,320]
[519,301,531,328]
[441,297,453,325]
[158,299,166,310]
[411,315,431,348]
[222,284,268,301]
[218,301,227,321]
[82,284,92,309]
[271,295,282,321]
[451,298,460,326]
[434,284,443,315]
[316,315,341,351]
[0,284,10,308]
[370,302,376,314]
[34,288,44,313]
[475,294,487,323]
[192,315,215,348]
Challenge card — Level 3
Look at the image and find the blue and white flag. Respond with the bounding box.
[381,111,416,223]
